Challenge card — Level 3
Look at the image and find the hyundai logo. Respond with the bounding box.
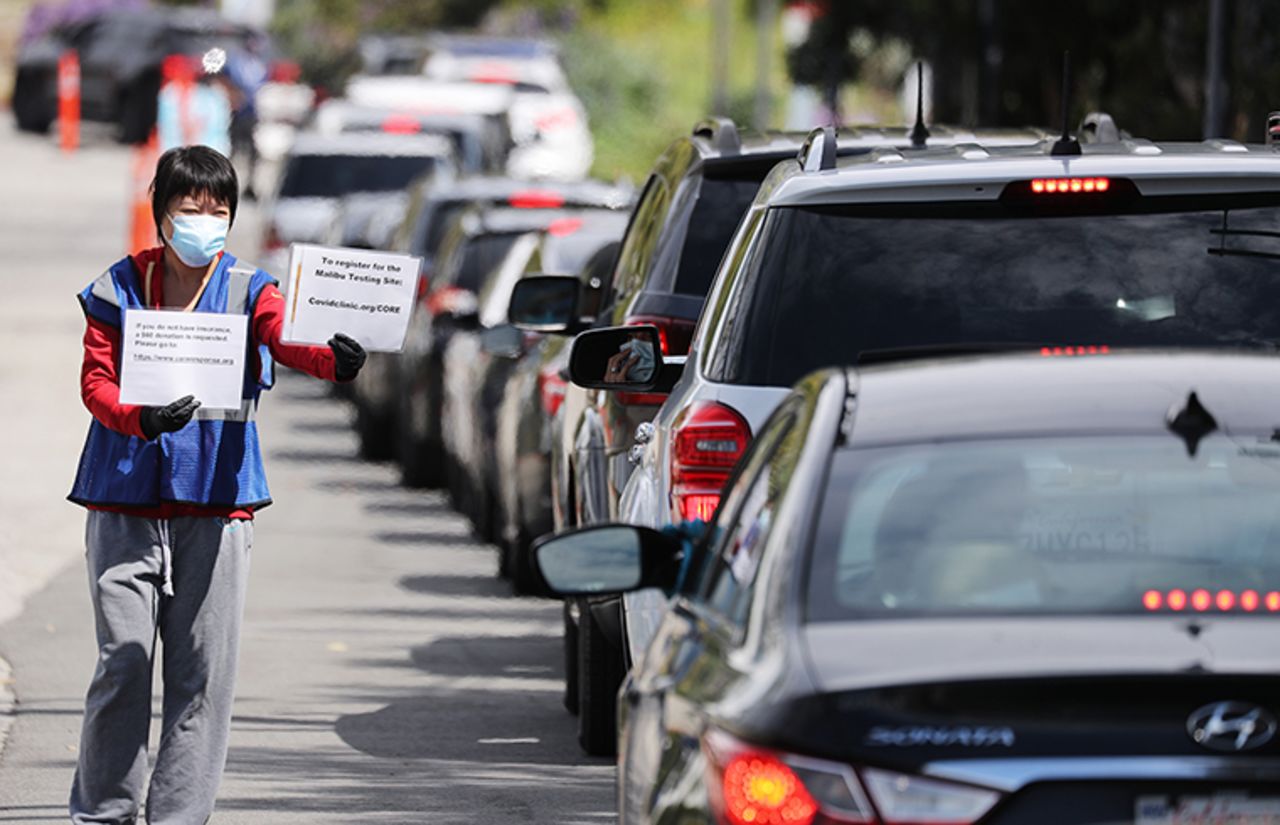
[1187,701,1277,752]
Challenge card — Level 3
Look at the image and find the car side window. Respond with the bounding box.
[606,175,669,319]
[694,404,799,630]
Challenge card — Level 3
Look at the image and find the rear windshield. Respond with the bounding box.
[279,154,440,198]
[413,201,469,260]
[718,203,1280,386]
[807,435,1280,620]
[672,177,763,296]
[450,232,520,293]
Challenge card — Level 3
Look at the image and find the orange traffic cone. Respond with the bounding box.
[57,50,80,153]
[128,131,160,255]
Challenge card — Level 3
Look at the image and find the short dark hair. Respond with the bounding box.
[150,146,239,232]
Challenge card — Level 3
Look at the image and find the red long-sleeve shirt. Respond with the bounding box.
[80,248,339,519]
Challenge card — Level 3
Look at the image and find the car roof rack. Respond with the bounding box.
[1078,111,1122,144]
[692,117,741,155]
[798,126,838,172]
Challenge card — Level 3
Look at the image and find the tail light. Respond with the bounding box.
[262,224,284,252]
[534,106,580,132]
[508,190,566,209]
[538,366,568,418]
[382,114,422,134]
[617,315,697,407]
[670,402,749,523]
[427,286,477,318]
[704,729,1002,825]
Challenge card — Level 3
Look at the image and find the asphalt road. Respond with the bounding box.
[0,119,615,823]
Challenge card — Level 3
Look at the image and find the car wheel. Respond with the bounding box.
[117,72,159,145]
[562,602,579,715]
[13,69,54,134]
[577,602,621,756]
[397,379,444,488]
[509,531,541,595]
[355,402,395,461]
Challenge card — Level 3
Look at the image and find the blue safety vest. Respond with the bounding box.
[69,253,277,510]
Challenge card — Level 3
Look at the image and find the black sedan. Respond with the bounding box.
[536,351,1280,825]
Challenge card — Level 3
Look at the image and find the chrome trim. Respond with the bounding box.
[924,757,1280,792]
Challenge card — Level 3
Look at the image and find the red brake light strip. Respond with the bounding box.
[1144,589,1280,612]
[1031,177,1111,194]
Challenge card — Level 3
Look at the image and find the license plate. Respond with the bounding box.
[1137,795,1280,825]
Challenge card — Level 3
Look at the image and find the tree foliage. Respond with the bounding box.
[788,0,1280,142]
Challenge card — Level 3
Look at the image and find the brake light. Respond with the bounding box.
[262,224,284,252]
[535,106,580,132]
[547,217,584,237]
[704,730,872,825]
[1031,177,1111,194]
[508,190,565,209]
[703,730,1002,825]
[670,402,750,523]
[1039,345,1110,357]
[1144,588,1280,613]
[616,315,696,407]
[382,114,421,134]
[538,366,567,418]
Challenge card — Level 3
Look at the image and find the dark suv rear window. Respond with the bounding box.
[279,154,440,198]
[717,203,1280,387]
[452,233,520,293]
[672,177,762,296]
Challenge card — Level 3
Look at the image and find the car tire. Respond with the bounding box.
[117,72,159,145]
[577,602,621,757]
[355,402,395,461]
[13,68,54,134]
[509,531,541,595]
[397,388,444,488]
[562,602,579,716]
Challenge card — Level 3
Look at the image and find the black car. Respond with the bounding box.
[537,352,1280,825]
[378,177,632,477]
[14,7,266,142]
[495,241,621,592]
[440,211,629,549]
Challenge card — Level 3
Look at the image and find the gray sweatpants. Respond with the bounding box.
[70,511,252,825]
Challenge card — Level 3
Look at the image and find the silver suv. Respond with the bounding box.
[565,128,1280,666]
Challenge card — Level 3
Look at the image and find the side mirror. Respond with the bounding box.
[509,275,580,332]
[568,326,663,391]
[533,524,684,597]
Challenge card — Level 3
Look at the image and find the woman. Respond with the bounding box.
[67,145,365,824]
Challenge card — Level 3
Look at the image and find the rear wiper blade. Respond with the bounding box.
[857,342,1042,365]
[1206,247,1280,261]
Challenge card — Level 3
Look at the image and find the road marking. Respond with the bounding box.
[477,737,541,745]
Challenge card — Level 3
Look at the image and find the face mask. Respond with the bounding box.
[166,214,229,267]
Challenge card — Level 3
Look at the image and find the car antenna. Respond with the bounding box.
[1167,391,1217,458]
[1050,51,1082,156]
[910,61,930,149]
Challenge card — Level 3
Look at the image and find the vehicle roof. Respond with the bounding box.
[690,124,1051,167]
[343,76,514,116]
[312,100,493,135]
[287,130,455,157]
[466,205,625,236]
[764,138,1280,207]
[414,175,633,209]
[845,351,1280,448]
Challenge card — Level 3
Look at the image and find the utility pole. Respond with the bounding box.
[1203,0,1226,138]
[754,0,777,130]
[711,0,732,116]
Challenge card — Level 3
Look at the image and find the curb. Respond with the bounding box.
[0,656,13,760]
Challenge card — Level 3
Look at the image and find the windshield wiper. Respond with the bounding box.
[857,342,1042,366]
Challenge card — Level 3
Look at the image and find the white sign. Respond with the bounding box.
[282,244,420,353]
[119,310,248,411]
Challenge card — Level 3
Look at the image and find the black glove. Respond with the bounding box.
[139,395,201,440]
[329,333,366,382]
